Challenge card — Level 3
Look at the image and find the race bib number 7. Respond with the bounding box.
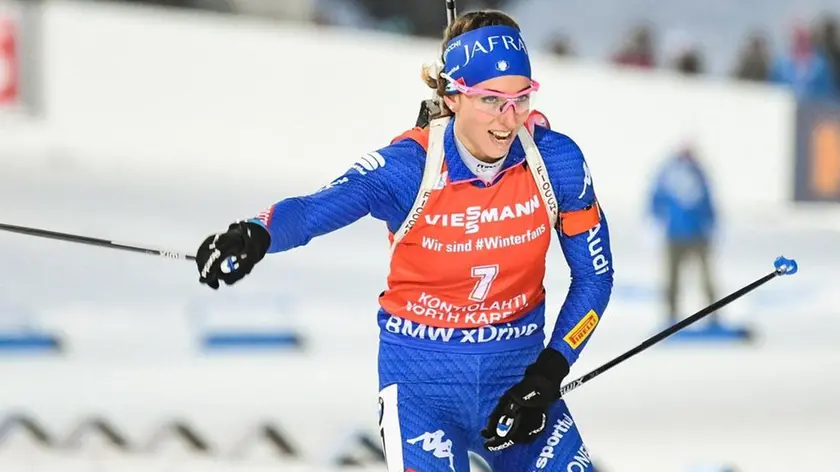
[469,264,499,302]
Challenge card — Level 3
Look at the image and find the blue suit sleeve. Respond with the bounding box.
[538,130,614,366]
[248,141,422,253]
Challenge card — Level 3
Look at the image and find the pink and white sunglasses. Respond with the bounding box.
[440,71,540,116]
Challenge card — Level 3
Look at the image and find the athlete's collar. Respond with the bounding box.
[443,119,526,184]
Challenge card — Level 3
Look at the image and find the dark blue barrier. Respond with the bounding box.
[200,332,303,350]
[0,332,61,353]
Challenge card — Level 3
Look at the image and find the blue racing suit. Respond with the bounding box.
[253,118,614,471]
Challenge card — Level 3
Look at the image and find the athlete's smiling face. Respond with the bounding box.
[445,75,532,163]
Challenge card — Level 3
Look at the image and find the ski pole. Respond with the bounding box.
[0,222,196,261]
[558,256,799,398]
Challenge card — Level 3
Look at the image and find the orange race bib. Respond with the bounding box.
[379,128,552,329]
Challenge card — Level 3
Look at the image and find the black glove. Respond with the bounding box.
[481,347,570,452]
[196,221,271,290]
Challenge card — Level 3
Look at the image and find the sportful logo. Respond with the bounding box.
[424,194,541,235]
[407,430,455,471]
[352,152,386,176]
[534,414,575,470]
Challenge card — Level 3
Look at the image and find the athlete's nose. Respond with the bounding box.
[496,104,518,129]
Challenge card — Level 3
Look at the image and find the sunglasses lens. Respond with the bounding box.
[475,94,532,115]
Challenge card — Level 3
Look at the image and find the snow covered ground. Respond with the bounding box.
[0,158,838,472]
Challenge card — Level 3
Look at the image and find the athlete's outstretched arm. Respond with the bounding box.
[250,140,421,253]
[544,135,614,366]
[195,137,422,289]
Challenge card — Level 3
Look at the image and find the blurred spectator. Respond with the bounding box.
[732,31,772,82]
[770,22,837,100]
[674,47,704,75]
[612,24,656,68]
[312,0,375,29]
[813,14,840,93]
[547,32,574,57]
[649,143,719,326]
[663,29,704,75]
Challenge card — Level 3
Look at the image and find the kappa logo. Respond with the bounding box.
[578,162,592,199]
[407,430,455,472]
[377,396,387,460]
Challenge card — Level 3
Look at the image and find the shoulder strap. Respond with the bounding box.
[389,116,450,253]
[517,127,559,229]
[391,126,430,149]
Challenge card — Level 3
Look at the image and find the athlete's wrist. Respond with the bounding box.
[526,347,571,391]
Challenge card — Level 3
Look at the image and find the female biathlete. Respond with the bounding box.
[195,9,614,472]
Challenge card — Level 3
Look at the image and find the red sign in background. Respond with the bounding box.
[0,15,18,106]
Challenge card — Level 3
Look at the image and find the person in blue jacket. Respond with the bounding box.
[650,143,719,326]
